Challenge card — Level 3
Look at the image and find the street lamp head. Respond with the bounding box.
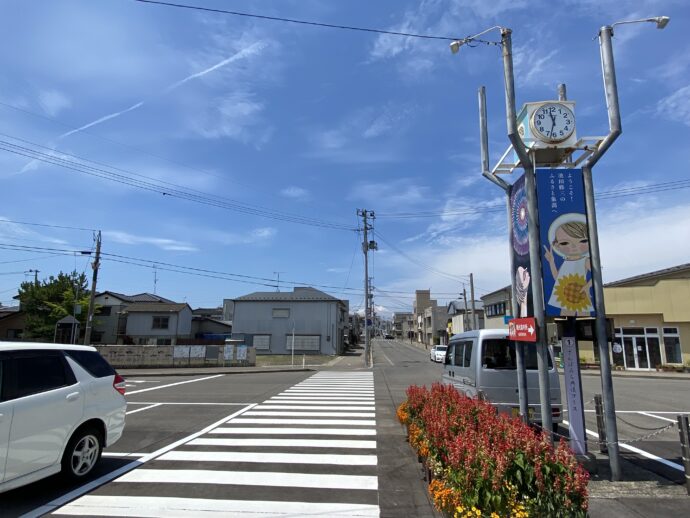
[653,16,670,29]
[449,40,462,54]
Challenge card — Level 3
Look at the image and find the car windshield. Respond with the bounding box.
[437,346,447,351]
[481,339,553,370]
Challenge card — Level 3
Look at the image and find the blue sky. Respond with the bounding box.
[1,0,689,317]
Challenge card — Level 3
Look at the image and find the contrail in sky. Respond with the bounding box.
[19,41,266,173]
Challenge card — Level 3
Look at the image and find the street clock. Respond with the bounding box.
[530,103,575,143]
[515,100,577,165]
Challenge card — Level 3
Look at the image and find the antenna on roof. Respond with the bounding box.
[274,271,285,292]
[153,265,158,295]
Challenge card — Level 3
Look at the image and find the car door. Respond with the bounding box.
[3,350,82,482]
[0,355,11,482]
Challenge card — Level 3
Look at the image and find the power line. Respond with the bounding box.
[0,136,356,231]
[0,218,97,232]
[132,0,480,43]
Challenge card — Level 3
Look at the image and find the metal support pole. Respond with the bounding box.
[678,414,690,495]
[524,157,553,441]
[470,273,478,330]
[500,29,531,170]
[84,230,101,345]
[594,394,608,454]
[478,84,528,421]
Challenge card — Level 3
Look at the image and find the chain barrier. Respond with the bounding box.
[534,420,677,446]
[615,413,675,432]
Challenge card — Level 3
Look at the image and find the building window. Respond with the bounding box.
[253,335,271,350]
[486,302,507,318]
[152,316,169,329]
[287,335,320,351]
[91,331,104,343]
[96,306,112,316]
[663,328,682,364]
[272,308,290,318]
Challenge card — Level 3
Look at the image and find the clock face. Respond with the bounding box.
[531,103,575,143]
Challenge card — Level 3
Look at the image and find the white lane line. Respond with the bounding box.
[102,453,147,458]
[244,411,376,417]
[126,403,162,415]
[126,375,224,395]
[209,427,376,436]
[282,392,374,396]
[116,469,378,491]
[639,411,677,423]
[231,418,376,426]
[271,396,374,404]
[563,419,684,472]
[159,450,377,466]
[284,388,374,392]
[22,404,257,518]
[376,348,395,366]
[127,402,251,406]
[54,495,380,517]
[255,405,374,411]
[265,400,374,405]
[188,438,376,449]
[582,410,690,414]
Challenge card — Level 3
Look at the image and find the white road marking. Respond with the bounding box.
[54,495,380,517]
[231,418,376,426]
[284,388,374,392]
[126,403,162,415]
[209,427,376,436]
[270,396,374,401]
[126,375,224,395]
[563,419,684,472]
[255,405,374,410]
[22,404,256,518]
[582,410,690,414]
[159,450,377,465]
[262,398,374,408]
[244,411,376,417]
[638,411,677,423]
[376,348,394,366]
[125,402,250,406]
[188,438,376,449]
[102,453,147,458]
[116,469,379,490]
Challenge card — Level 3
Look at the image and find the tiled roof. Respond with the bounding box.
[605,263,690,287]
[235,287,342,302]
[123,303,190,313]
[97,291,175,303]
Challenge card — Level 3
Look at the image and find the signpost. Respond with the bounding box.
[508,317,537,342]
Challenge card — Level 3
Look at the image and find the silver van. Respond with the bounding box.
[442,329,562,431]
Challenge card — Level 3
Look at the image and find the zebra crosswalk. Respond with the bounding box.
[52,371,379,517]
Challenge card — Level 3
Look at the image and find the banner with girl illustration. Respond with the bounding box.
[536,168,595,317]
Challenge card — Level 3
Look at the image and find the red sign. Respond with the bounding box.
[508,317,537,342]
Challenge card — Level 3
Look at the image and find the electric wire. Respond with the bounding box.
[0,137,355,231]
[0,218,97,232]
[132,0,498,44]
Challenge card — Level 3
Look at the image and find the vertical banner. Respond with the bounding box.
[536,168,595,317]
[509,174,533,318]
[562,335,587,455]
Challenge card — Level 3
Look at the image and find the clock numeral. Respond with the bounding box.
[559,130,564,136]
[564,126,569,131]
[539,126,545,132]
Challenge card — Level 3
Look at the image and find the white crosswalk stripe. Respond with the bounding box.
[52,371,379,517]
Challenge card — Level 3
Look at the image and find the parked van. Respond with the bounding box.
[442,329,562,431]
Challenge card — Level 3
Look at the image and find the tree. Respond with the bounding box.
[17,271,91,342]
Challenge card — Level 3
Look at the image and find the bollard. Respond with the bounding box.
[677,415,690,496]
[594,394,608,454]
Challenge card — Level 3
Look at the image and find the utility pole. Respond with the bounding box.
[462,286,469,331]
[274,271,285,292]
[470,273,478,330]
[28,269,40,285]
[83,231,101,345]
[153,265,158,294]
[358,209,376,367]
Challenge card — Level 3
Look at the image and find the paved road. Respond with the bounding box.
[3,339,687,517]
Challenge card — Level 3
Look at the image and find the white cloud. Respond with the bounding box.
[191,91,272,145]
[37,90,71,116]
[0,217,69,246]
[512,43,560,88]
[281,186,309,199]
[327,267,349,273]
[656,85,690,127]
[104,231,198,252]
[203,227,276,246]
[348,179,432,208]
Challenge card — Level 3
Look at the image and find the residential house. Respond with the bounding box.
[447,299,485,335]
[424,305,450,345]
[91,291,175,344]
[119,302,193,345]
[481,286,513,330]
[232,287,349,355]
[392,312,415,340]
[413,290,434,344]
[0,305,24,341]
[191,307,232,340]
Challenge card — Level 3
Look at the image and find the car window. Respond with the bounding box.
[463,341,473,367]
[481,339,553,370]
[64,350,115,378]
[0,358,4,401]
[453,343,464,366]
[11,354,75,399]
[445,344,454,365]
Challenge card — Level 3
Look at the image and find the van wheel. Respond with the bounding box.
[62,427,103,479]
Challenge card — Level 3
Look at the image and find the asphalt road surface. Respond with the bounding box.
[2,339,687,517]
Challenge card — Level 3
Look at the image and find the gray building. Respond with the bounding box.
[481,286,513,330]
[121,302,193,345]
[232,287,349,355]
[447,299,485,335]
[392,312,415,340]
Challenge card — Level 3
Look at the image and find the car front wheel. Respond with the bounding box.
[62,427,103,479]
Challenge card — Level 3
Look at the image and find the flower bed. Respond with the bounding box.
[397,383,588,517]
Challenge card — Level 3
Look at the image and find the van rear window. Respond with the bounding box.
[482,339,553,370]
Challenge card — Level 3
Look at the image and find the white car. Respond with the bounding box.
[0,343,127,494]
[430,345,448,362]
